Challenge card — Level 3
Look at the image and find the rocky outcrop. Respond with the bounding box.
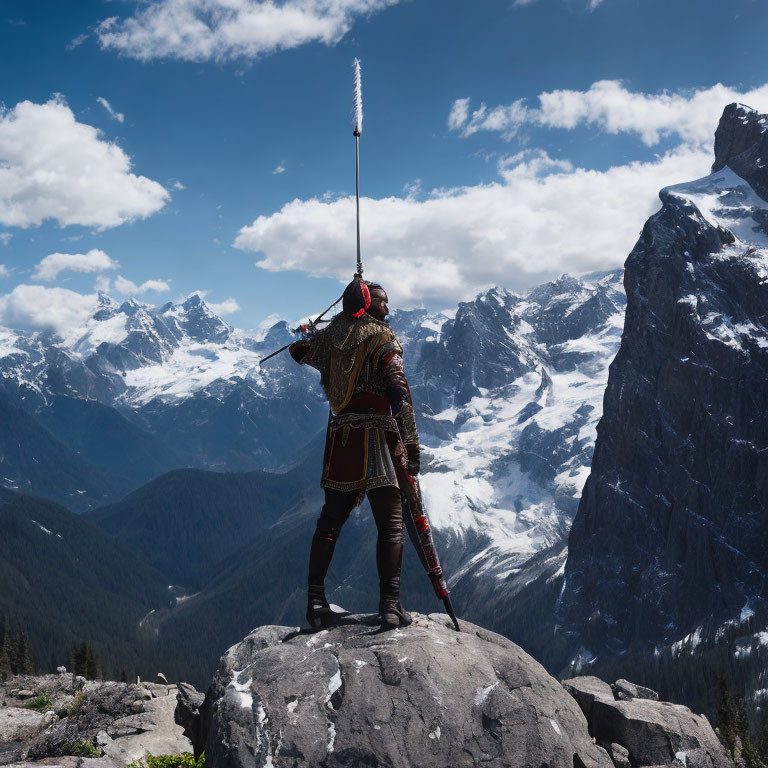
[712,103,768,200]
[0,673,192,766]
[195,618,733,768]
[558,103,768,657]
[200,613,613,768]
[563,676,731,768]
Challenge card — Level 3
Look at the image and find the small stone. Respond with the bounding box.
[96,729,113,747]
[57,665,68,674]
[603,741,631,768]
[16,689,35,698]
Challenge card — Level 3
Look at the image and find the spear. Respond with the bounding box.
[353,58,363,280]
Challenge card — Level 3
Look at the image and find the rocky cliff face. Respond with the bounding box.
[558,104,768,661]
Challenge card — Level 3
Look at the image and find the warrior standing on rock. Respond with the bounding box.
[289,278,420,630]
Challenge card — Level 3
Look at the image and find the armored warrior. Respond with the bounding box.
[289,277,420,630]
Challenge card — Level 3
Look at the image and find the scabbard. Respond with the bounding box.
[397,466,460,632]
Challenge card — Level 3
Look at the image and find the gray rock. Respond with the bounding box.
[9,759,121,768]
[101,695,192,766]
[16,690,35,699]
[602,742,632,768]
[203,614,612,768]
[56,667,68,675]
[25,680,142,761]
[562,676,615,722]
[0,707,45,743]
[95,729,112,747]
[613,679,659,702]
[563,677,731,768]
[175,683,205,756]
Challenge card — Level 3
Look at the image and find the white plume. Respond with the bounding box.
[353,58,363,136]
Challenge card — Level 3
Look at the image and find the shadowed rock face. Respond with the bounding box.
[202,614,612,768]
[558,104,768,658]
[712,103,768,200]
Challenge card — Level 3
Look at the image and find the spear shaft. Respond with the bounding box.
[353,58,363,279]
[355,133,362,278]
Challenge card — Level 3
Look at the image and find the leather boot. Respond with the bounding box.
[306,584,337,629]
[307,534,338,628]
[377,540,412,628]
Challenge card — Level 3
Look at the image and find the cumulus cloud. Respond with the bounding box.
[273,163,286,175]
[449,81,768,146]
[96,0,401,62]
[33,249,118,281]
[96,96,125,123]
[234,144,710,306]
[114,275,171,294]
[0,265,9,278]
[0,284,97,335]
[0,233,11,246]
[446,97,470,131]
[207,297,241,314]
[0,97,168,228]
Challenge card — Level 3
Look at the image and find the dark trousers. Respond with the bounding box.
[308,485,404,603]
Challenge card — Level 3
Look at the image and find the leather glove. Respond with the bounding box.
[289,340,311,362]
[406,443,420,477]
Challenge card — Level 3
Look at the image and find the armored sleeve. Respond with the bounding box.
[380,348,418,446]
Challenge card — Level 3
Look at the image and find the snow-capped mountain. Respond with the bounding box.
[399,272,625,603]
[559,104,768,668]
[0,269,625,599]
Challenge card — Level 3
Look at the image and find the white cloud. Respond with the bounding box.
[97,96,125,123]
[0,265,9,278]
[97,0,401,62]
[114,275,171,294]
[207,297,241,314]
[449,81,768,146]
[0,233,11,246]
[234,144,711,306]
[0,284,97,335]
[33,249,118,281]
[172,180,186,190]
[0,97,169,228]
[447,97,470,131]
[273,163,286,175]
[94,275,112,293]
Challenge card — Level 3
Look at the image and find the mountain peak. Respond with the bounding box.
[526,274,584,305]
[712,103,768,200]
[182,293,205,310]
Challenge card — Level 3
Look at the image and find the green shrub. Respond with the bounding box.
[25,695,51,712]
[128,753,205,768]
[69,742,101,758]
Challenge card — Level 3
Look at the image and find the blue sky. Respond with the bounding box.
[1,0,768,332]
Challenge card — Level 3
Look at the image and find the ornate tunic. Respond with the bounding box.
[294,313,418,493]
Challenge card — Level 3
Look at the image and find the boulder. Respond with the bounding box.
[613,679,659,702]
[563,676,731,768]
[562,676,614,721]
[0,707,45,743]
[602,742,631,768]
[25,680,141,760]
[201,613,613,768]
[101,695,192,765]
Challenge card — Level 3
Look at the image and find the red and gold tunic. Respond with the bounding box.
[291,312,418,493]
